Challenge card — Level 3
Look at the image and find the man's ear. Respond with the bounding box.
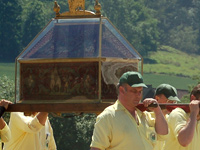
[190,94,196,101]
[119,86,125,94]
[154,95,159,101]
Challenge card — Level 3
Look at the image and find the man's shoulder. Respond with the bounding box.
[11,112,24,116]
[168,107,187,122]
[170,107,186,115]
[10,112,33,120]
[103,104,115,113]
[97,104,116,118]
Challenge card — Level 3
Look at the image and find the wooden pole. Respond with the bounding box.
[5,103,193,113]
[6,103,112,113]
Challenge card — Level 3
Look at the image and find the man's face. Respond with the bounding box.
[123,84,143,106]
[191,95,200,120]
[191,94,200,101]
[156,94,176,104]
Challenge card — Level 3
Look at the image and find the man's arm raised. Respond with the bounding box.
[177,100,199,147]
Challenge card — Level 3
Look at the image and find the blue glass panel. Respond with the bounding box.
[19,18,100,59]
[101,18,141,59]
[19,20,56,59]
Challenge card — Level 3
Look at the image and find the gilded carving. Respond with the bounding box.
[68,0,85,13]
[53,1,60,15]
[54,0,101,17]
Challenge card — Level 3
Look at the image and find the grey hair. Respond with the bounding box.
[116,83,127,94]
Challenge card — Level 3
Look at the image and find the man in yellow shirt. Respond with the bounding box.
[164,84,200,150]
[3,111,56,150]
[90,71,168,150]
[153,84,180,150]
[0,99,12,150]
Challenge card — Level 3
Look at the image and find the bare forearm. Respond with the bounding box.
[36,112,48,125]
[178,113,196,147]
[154,107,168,135]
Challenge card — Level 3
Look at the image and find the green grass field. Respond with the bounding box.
[143,45,200,78]
[143,73,196,90]
[142,45,200,90]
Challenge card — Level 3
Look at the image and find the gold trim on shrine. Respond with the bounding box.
[53,0,101,19]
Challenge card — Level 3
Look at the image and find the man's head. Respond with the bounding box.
[118,71,147,88]
[117,71,147,106]
[154,84,180,103]
[190,84,200,101]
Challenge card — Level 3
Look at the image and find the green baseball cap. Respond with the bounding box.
[155,84,180,102]
[119,71,147,88]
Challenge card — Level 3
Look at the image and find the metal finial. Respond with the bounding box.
[94,0,101,16]
[53,1,60,16]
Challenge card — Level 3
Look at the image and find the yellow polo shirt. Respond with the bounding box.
[0,124,11,150]
[90,100,166,150]
[3,112,56,150]
[164,108,200,150]
[153,114,169,150]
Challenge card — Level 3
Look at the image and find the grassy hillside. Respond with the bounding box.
[143,45,200,90]
[143,73,196,90]
[144,46,200,77]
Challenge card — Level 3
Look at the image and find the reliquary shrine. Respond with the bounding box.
[15,0,143,104]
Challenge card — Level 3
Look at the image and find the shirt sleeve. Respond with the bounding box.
[11,112,44,134]
[144,111,155,127]
[90,111,112,149]
[48,120,57,150]
[168,108,187,138]
[0,123,11,143]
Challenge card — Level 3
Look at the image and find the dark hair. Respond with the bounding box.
[190,84,200,100]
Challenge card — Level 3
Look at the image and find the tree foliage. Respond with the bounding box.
[21,0,52,48]
[0,75,15,102]
[0,0,22,62]
[50,113,96,150]
[146,0,200,54]
[100,0,159,56]
[0,75,15,123]
[168,25,198,53]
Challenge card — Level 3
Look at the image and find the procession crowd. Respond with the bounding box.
[90,71,200,150]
